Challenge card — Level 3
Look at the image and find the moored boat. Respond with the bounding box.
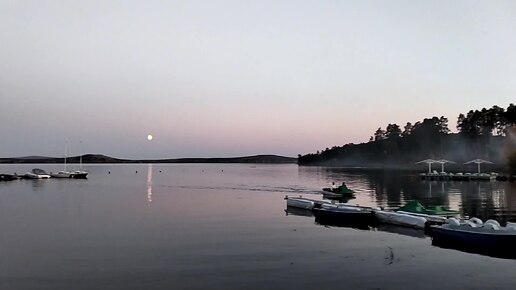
[51,171,75,178]
[0,174,19,181]
[374,210,428,229]
[51,141,75,178]
[23,168,51,179]
[430,218,516,258]
[71,170,88,179]
[396,200,459,217]
[72,143,88,179]
[285,196,321,210]
[313,205,376,229]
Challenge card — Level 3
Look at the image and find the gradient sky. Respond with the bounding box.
[1,0,516,159]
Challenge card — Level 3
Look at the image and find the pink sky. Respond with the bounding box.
[2,1,516,158]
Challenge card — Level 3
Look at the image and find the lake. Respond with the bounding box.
[1,163,516,290]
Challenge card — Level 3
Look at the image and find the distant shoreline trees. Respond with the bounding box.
[298,104,516,171]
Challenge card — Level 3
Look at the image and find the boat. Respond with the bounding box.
[23,168,51,179]
[285,196,327,210]
[322,182,355,195]
[321,183,356,201]
[313,205,377,229]
[396,200,459,217]
[319,202,378,212]
[72,143,88,179]
[430,218,516,259]
[374,210,428,229]
[51,171,75,178]
[71,170,88,179]
[51,141,75,178]
[0,174,19,181]
[322,191,355,202]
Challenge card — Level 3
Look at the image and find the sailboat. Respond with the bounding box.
[51,141,74,178]
[72,140,88,179]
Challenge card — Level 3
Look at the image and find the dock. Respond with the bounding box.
[419,172,497,181]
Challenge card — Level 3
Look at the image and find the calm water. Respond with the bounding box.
[1,164,516,290]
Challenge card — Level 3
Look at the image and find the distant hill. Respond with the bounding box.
[0,154,297,164]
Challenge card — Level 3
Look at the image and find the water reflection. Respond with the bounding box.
[30,179,47,190]
[147,164,153,203]
[284,206,313,217]
[431,235,516,260]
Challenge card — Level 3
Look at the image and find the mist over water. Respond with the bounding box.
[1,164,516,290]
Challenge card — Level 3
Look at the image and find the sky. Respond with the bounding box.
[1,0,516,159]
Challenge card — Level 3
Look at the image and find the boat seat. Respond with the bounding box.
[469,217,483,226]
[483,223,500,230]
[463,221,480,227]
[484,219,500,228]
[446,218,460,226]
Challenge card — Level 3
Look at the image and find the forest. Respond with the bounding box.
[298,104,516,173]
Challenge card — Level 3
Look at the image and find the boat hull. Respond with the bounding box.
[375,211,427,229]
[313,207,376,229]
[285,197,316,210]
[431,225,516,258]
[0,174,18,181]
[72,171,88,179]
[51,171,74,178]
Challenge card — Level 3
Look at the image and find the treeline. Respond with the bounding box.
[298,104,516,171]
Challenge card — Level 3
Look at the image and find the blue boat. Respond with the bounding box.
[430,219,516,259]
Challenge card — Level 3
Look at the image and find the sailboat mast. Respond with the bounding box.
[64,140,67,171]
[79,140,82,169]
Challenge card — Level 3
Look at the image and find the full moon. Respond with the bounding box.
[147,134,153,141]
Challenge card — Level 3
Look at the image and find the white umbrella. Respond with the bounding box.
[464,159,494,174]
[416,159,436,173]
[435,159,456,173]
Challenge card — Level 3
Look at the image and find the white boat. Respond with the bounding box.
[285,196,330,210]
[72,141,88,179]
[24,168,51,179]
[51,171,74,178]
[374,210,428,229]
[284,196,378,212]
[320,203,378,212]
[51,141,75,178]
[285,196,317,210]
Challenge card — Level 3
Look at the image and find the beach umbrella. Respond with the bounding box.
[464,159,494,174]
[435,159,456,173]
[415,159,436,173]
